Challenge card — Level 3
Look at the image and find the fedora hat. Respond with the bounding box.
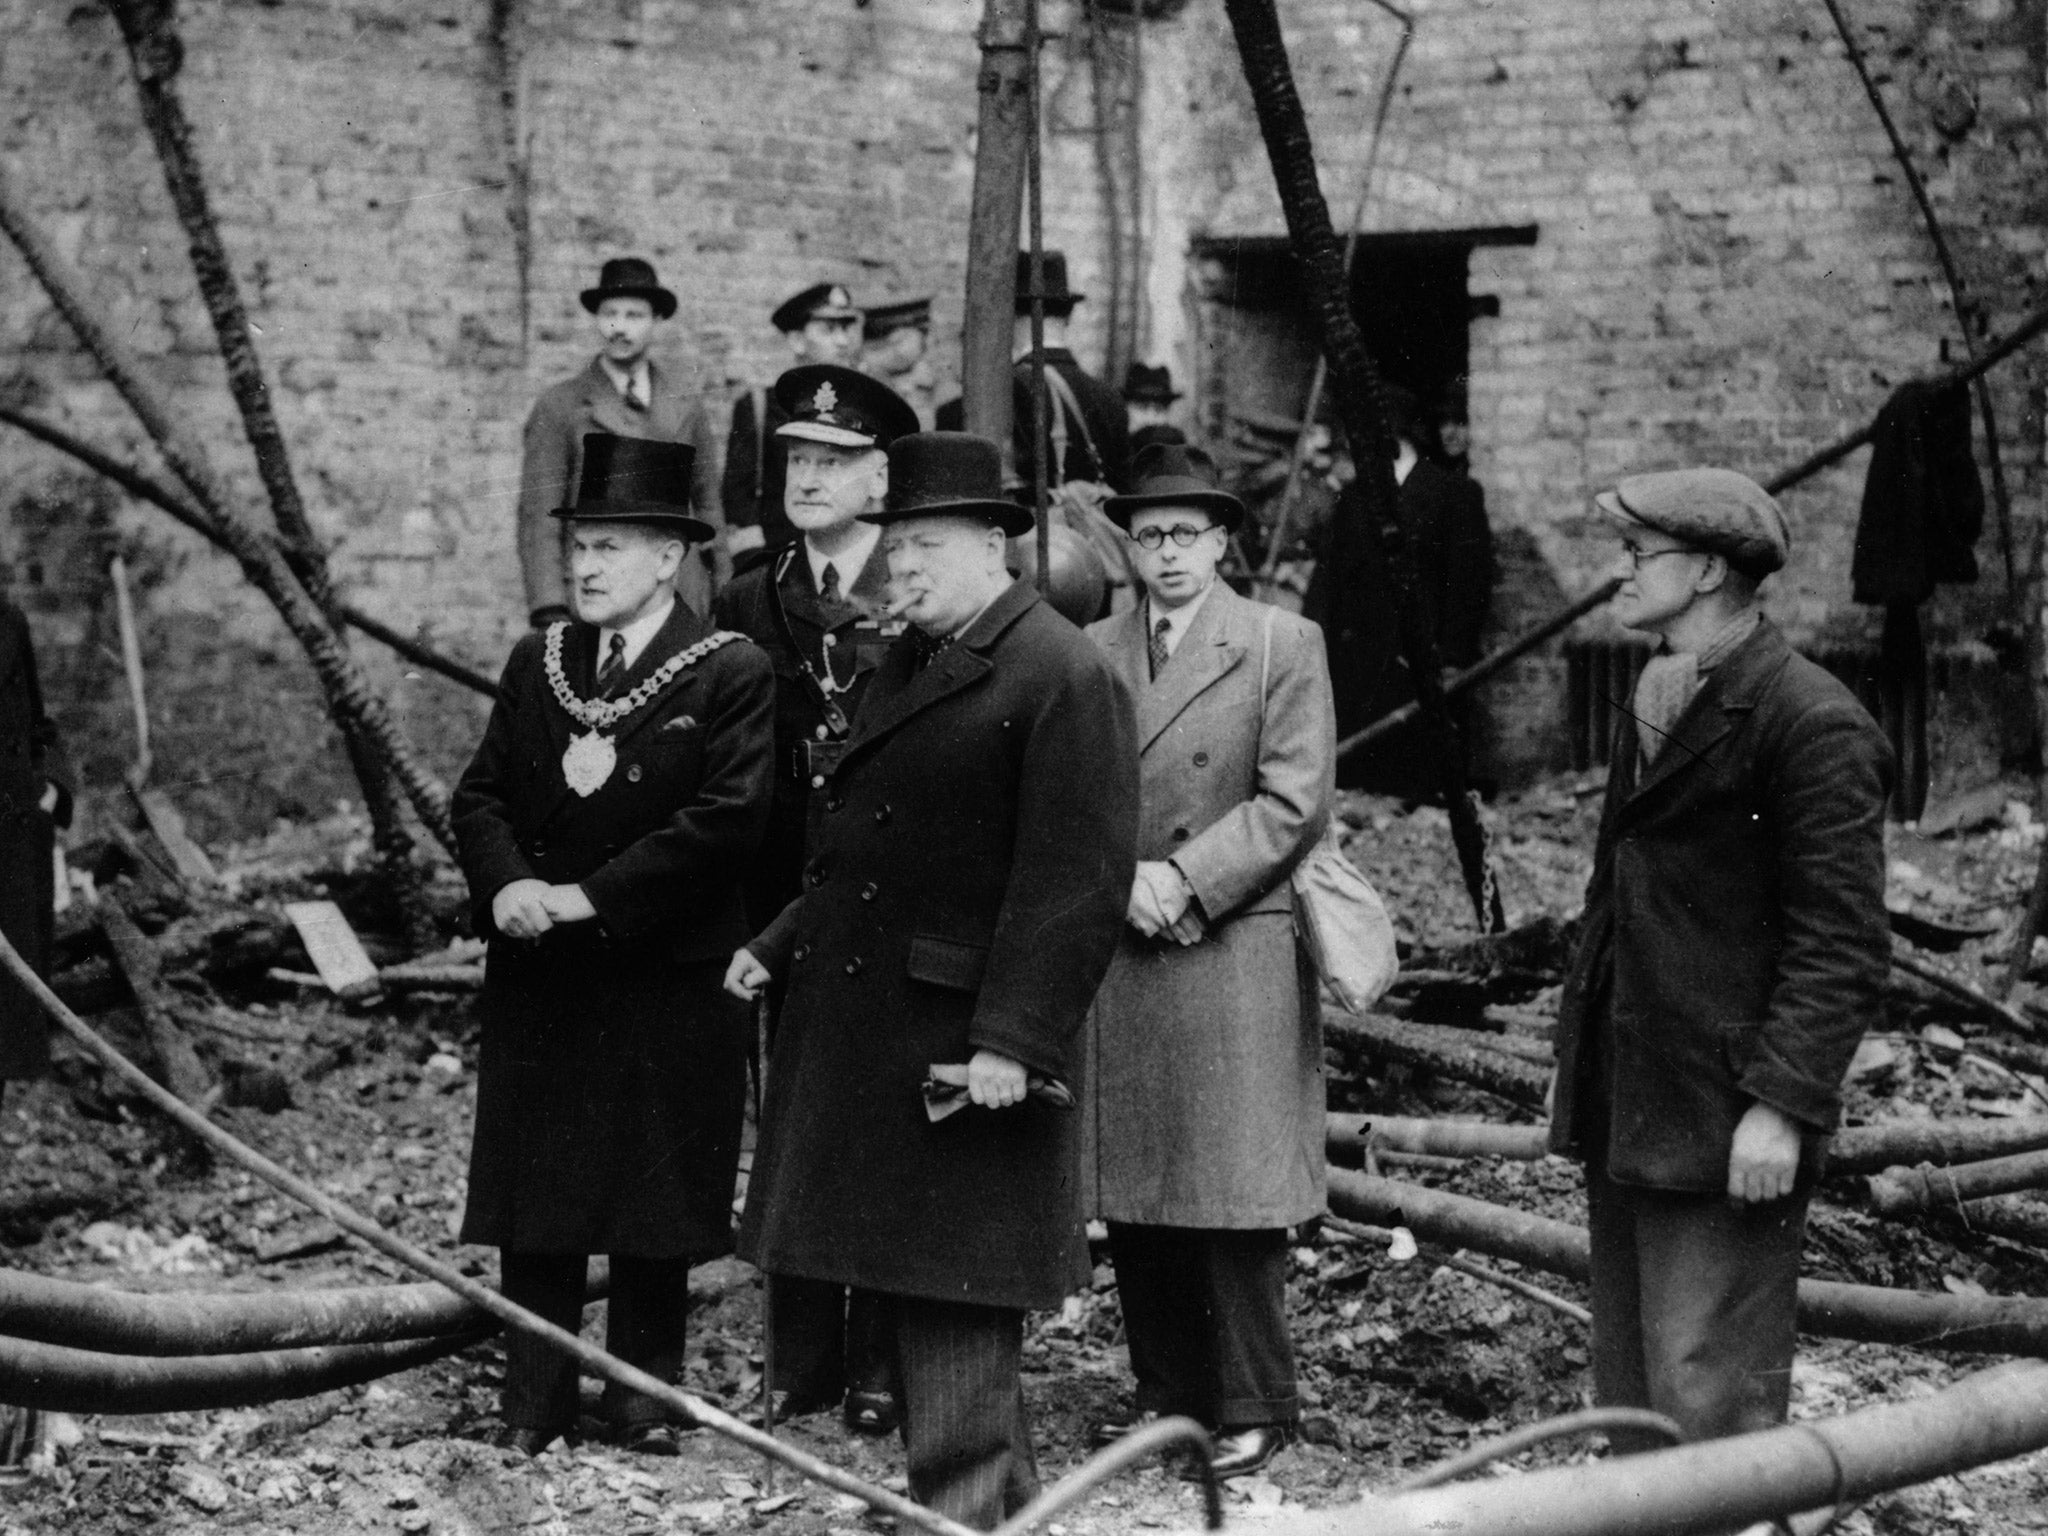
[1014,251,1083,315]
[1122,363,1181,404]
[774,364,920,450]
[579,257,677,321]
[549,434,714,542]
[862,432,1034,537]
[1103,442,1245,533]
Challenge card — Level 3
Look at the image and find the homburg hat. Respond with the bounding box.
[1594,467,1790,577]
[579,257,677,321]
[862,432,1035,538]
[1014,251,1083,315]
[772,282,861,334]
[773,365,920,451]
[549,433,714,542]
[1103,442,1246,533]
[1122,363,1181,404]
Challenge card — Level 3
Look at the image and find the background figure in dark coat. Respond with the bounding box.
[1302,387,1492,797]
[1549,469,1890,1457]
[455,436,774,1457]
[728,432,1139,1529]
[0,596,73,1087]
[711,364,919,1435]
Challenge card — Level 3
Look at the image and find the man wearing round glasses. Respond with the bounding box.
[1550,467,1890,1470]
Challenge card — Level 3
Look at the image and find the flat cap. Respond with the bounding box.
[1595,467,1790,576]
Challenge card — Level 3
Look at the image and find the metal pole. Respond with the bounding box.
[1025,0,1052,595]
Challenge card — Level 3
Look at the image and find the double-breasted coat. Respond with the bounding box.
[1549,620,1893,1192]
[738,581,1140,1310]
[0,600,72,1080]
[516,358,727,619]
[711,543,899,931]
[1083,583,1335,1228]
[453,601,775,1257]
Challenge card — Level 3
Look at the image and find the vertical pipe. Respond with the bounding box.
[962,0,1032,454]
[1025,0,1051,593]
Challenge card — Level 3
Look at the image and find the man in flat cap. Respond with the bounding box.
[1549,468,1890,1468]
[711,364,920,1436]
[727,431,1139,1528]
[723,283,866,570]
[516,257,727,626]
[457,433,774,1457]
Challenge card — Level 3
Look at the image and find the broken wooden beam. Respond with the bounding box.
[1328,1114,1549,1163]
[95,897,212,1108]
[1868,1148,2048,1215]
[1323,1009,1549,1108]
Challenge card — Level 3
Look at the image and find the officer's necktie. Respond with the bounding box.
[819,562,841,604]
[595,632,628,697]
[1147,615,1171,681]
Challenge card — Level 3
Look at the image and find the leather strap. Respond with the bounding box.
[765,545,853,739]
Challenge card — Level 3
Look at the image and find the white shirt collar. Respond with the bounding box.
[806,523,881,597]
[599,355,653,407]
[1148,578,1217,660]
[601,593,676,673]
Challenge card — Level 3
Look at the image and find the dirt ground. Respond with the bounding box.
[5,778,2048,1534]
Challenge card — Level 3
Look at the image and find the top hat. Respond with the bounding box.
[549,434,714,542]
[772,282,862,334]
[579,257,677,321]
[862,433,1035,538]
[1014,251,1083,315]
[1122,363,1181,404]
[864,296,933,341]
[1103,442,1245,533]
[774,364,920,450]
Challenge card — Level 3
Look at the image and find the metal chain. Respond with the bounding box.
[541,622,744,732]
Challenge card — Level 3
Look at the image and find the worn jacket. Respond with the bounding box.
[738,580,1139,1309]
[1548,620,1893,1192]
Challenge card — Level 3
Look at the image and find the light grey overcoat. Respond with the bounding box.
[1083,580,1337,1228]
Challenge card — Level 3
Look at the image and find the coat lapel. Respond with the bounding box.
[1136,584,1247,753]
[1621,620,1786,812]
[1096,604,1151,703]
[844,581,1036,763]
[608,600,714,750]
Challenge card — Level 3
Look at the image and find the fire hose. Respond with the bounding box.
[0,931,1218,1536]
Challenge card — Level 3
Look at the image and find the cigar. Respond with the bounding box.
[884,591,919,619]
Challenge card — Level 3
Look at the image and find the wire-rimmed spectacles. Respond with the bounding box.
[1126,523,1217,551]
[1620,542,1699,571]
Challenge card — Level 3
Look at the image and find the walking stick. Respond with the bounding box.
[755,993,777,1495]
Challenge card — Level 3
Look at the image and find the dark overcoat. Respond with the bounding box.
[0,601,72,1080]
[711,543,899,931]
[453,601,775,1257]
[1548,620,1893,1193]
[936,350,1133,492]
[720,389,797,562]
[738,581,1140,1310]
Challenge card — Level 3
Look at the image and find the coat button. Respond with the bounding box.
[860,883,878,902]
[1171,827,1190,843]
[844,957,864,976]
[627,763,643,783]
[874,804,892,825]
[826,795,844,812]
[1193,752,1209,767]
[809,867,827,888]
[794,944,811,963]
[530,839,548,858]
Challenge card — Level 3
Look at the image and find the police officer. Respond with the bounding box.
[711,364,920,1435]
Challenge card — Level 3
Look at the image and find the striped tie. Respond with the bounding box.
[1147,616,1171,681]
[595,633,628,697]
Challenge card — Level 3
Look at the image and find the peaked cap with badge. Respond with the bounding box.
[773,365,920,451]
[1104,442,1245,533]
[772,282,862,334]
[864,296,933,342]
[579,256,678,320]
[550,434,715,544]
[862,432,1035,537]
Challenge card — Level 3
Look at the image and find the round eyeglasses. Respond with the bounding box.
[1620,542,1699,571]
[1126,523,1217,551]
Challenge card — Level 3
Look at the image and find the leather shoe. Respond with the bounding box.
[1090,1410,1162,1450]
[843,1387,902,1437]
[1203,1424,1293,1480]
[620,1422,682,1457]
[490,1425,564,1458]
[754,1387,840,1427]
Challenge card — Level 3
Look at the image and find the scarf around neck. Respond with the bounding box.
[1630,609,1762,768]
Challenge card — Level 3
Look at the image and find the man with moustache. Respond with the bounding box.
[517,258,727,624]
[456,434,774,1457]
[1549,469,1889,1475]
[726,432,1139,1528]
[710,363,919,1435]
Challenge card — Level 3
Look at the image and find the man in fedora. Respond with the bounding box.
[726,431,1138,1528]
[1121,363,1182,436]
[723,283,866,570]
[711,363,919,1436]
[516,257,727,627]
[456,433,775,1457]
[1550,469,1889,1468]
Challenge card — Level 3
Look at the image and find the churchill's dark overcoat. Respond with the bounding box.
[0,600,72,1080]
[738,581,1139,1310]
[453,601,775,1258]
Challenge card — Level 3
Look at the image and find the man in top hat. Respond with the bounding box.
[456,433,775,1457]
[1549,469,1890,1468]
[1121,363,1181,435]
[726,431,1139,1528]
[710,363,920,1435]
[937,252,1130,495]
[723,282,866,569]
[1082,442,1336,1480]
[862,297,938,428]
[516,258,727,626]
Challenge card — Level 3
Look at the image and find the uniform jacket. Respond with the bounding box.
[1548,620,1893,1193]
[452,600,775,1255]
[720,388,796,560]
[937,350,1133,493]
[711,541,899,930]
[1083,583,1335,1227]
[516,357,727,620]
[1303,459,1492,794]
[0,600,72,1080]
[738,581,1140,1310]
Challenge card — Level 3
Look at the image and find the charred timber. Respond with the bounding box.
[1869,1148,2048,1214]
[1323,1010,1550,1108]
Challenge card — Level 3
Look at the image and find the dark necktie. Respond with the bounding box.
[622,372,648,412]
[1148,615,1171,681]
[819,561,841,604]
[910,628,955,672]
[596,632,628,697]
